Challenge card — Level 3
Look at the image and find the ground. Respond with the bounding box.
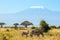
[0,28,60,40]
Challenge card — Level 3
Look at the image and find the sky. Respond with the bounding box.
[0,0,60,26]
[0,0,60,13]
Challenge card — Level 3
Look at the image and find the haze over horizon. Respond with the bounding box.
[0,0,60,26]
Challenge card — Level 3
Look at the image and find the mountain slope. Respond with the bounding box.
[0,8,60,26]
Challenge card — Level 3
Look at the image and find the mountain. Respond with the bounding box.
[16,8,60,17]
[0,8,60,26]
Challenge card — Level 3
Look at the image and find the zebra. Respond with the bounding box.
[30,29,44,37]
[22,30,29,37]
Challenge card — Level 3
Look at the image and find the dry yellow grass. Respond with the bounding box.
[0,28,60,40]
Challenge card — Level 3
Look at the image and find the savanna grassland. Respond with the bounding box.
[0,28,60,40]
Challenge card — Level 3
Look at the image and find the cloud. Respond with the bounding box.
[30,6,45,9]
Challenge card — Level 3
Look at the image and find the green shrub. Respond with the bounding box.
[50,26,56,28]
[31,26,36,29]
[40,20,51,32]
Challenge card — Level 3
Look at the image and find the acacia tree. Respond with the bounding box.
[40,20,50,32]
[13,23,19,30]
[0,22,5,28]
[20,21,33,28]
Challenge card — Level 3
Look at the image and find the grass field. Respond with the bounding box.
[0,28,60,40]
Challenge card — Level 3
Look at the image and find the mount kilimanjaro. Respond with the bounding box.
[0,8,60,26]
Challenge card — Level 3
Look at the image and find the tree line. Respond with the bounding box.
[0,20,60,32]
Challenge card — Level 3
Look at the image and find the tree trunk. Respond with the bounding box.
[15,25,18,30]
[25,25,27,28]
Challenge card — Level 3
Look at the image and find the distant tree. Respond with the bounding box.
[20,21,33,28]
[13,23,19,30]
[50,25,56,28]
[0,22,5,28]
[40,20,50,32]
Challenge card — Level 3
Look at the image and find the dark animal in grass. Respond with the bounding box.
[30,29,44,37]
[3,36,8,40]
[22,31,29,37]
[6,29,9,32]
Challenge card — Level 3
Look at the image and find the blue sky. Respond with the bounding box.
[0,0,60,13]
[0,0,60,26]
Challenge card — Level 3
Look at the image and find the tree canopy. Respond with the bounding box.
[13,23,19,30]
[20,21,33,28]
[40,20,50,32]
[0,22,5,28]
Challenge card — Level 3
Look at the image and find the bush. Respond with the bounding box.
[6,29,10,32]
[31,26,36,29]
[50,26,56,28]
[40,20,51,32]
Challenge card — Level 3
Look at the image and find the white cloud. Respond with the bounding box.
[30,6,45,9]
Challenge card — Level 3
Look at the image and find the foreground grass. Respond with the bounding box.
[0,28,60,40]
